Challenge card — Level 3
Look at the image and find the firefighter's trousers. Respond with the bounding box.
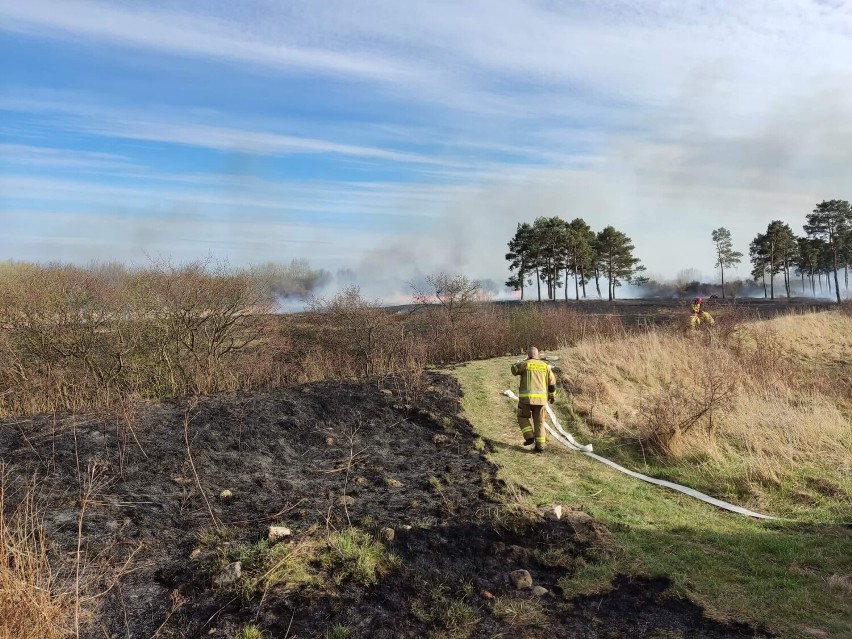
[689,311,714,330]
[517,403,546,451]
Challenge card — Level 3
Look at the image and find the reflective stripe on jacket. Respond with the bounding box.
[510,358,557,405]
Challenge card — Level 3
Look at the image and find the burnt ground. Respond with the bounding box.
[389,297,837,328]
[0,375,770,638]
[539,297,836,328]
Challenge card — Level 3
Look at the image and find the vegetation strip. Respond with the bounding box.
[504,389,776,519]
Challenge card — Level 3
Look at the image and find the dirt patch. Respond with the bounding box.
[1,374,769,638]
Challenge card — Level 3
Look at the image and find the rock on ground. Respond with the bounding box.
[509,569,533,589]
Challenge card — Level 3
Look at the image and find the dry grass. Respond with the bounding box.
[0,469,70,639]
[560,311,852,496]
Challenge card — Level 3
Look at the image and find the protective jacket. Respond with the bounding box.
[690,301,702,315]
[510,358,557,405]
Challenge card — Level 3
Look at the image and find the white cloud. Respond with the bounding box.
[0,144,136,170]
[0,1,406,80]
[3,1,852,283]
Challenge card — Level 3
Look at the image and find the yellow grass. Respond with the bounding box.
[556,311,852,512]
[0,472,69,639]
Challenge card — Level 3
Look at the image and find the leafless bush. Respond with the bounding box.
[0,263,635,417]
[638,356,738,455]
[0,259,277,417]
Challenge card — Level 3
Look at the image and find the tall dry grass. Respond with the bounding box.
[0,468,70,639]
[560,311,852,487]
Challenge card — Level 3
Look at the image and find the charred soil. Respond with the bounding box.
[1,375,769,638]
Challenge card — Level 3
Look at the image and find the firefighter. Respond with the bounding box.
[689,296,715,331]
[510,346,557,453]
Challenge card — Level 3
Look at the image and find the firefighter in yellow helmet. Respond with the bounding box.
[510,346,557,453]
[688,297,715,331]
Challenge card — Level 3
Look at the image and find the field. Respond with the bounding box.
[455,308,852,638]
[1,279,850,638]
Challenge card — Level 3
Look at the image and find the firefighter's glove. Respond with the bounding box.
[548,394,555,404]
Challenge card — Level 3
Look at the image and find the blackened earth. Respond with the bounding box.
[0,375,770,638]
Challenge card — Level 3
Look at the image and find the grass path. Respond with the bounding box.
[453,356,852,639]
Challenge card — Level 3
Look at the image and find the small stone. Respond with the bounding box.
[218,489,233,500]
[337,495,356,507]
[268,525,292,543]
[509,569,533,590]
[381,389,393,396]
[401,525,413,531]
[563,510,593,525]
[213,561,241,587]
[532,586,549,597]
[354,476,368,486]
[189,548,201,560]
[325,437,335,446]
[538,504,563,521]
[385,477,403,488]
[379,527,395,542]
[480,589,495,600]
[432,433,449,444]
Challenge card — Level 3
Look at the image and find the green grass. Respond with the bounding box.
[217,537,317,599]
[409,577,481,639]
[453,356,852,639]
[232,626,263,639]
[326,623,351,639]
[320,528,399,586]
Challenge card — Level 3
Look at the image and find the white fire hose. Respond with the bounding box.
[502,389,776,520]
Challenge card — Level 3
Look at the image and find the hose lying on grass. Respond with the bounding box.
[502,390,776,520]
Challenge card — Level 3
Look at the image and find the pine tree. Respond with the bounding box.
[804,200,852,304]
[710,227,743,299]
[505,223,534,301]
[567,218,596,300]
[764,221,798,299]
[596,226,645,301]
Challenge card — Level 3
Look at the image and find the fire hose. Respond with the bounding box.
[502,389,776,520]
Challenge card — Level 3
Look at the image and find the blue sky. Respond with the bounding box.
[2,0,851,290]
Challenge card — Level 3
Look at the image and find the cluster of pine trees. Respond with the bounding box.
[744,199,852,303]
[505,217,647,301]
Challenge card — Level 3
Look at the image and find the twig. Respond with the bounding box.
[283,609,295,639]
[225,499,306,526]
[183,397,219,530]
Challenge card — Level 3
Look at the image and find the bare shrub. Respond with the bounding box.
[638,356,738,455]
[0,263,635,417]
[308,286,405,379]
[0,259,277,417]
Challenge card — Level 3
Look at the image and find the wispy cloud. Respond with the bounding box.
[3,1,852,281]
[0,1,408,81]
[0,143,136,170]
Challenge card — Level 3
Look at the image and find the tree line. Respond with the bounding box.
[712,199,852,304]
[505,217,647,302]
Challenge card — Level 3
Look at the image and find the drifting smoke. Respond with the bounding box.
[249,259,332,304]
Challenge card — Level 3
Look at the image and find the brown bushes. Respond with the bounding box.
[0,260,276,417]
[0,262,629,418]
